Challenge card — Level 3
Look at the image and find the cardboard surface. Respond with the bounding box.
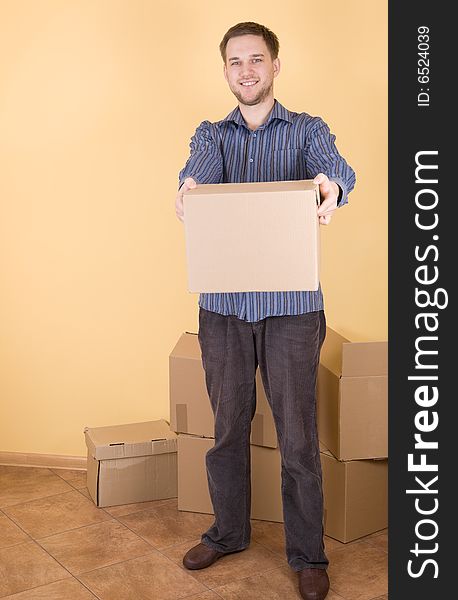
[183,180,320,292]
[169,332,278,448]
[319,329,388,378]
[250,443,284,523]
[317,328,388,460]
[338,376,388,459]
[177,435,387,542]
[84,419,177,460]
[177,434,282,522]
[177,435,213,514]
[320,448,388,543]
[84,420,178,507]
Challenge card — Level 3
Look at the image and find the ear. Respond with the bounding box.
[223,63,228,82]
[273,57,281,78]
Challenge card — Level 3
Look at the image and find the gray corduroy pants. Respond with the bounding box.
[197,306,329,571]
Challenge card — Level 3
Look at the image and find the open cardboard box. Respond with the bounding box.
[84,419,177,507]
[169,332,278,448]
[317,327,388,460]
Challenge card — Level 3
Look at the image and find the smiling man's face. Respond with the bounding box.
[223,34,280,106]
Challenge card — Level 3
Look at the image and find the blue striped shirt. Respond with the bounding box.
[178,99,356,322]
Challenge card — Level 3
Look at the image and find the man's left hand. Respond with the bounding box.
[314,173,340,225]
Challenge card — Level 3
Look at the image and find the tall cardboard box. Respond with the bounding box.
[320,446,388,543]
[177,435,387,543]
[177,435,213,515]
[169,332,278,448]
[183,180,320,292]
[317,328,388,460]
[250,443,284,523]
[177,434,282,522]
[84,420,177,507]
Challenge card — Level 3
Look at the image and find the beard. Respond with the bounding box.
[230,80,273,106]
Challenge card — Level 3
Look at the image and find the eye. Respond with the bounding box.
[252,58,262,63]
[230,61,240,66]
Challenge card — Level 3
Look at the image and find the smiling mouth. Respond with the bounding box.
[240,80,259,87]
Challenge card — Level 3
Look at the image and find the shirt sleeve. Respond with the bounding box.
[305,118,356,207]
[178,120,224,189]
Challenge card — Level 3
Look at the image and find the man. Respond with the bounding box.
[175,22,355,600]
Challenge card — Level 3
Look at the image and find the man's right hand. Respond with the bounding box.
[175,177,197,223]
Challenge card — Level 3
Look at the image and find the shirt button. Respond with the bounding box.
[249,158,254,163]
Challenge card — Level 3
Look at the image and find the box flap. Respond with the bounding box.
[341,341,388,377]
[319,441,334,457]
[84,419,177,461]
[170,332,202,361]
[320,327,388,377]
[316,363,340,457]
[319,328,350,377]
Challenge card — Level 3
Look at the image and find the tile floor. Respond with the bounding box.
[0,465,388,599]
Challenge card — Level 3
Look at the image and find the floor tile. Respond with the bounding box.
[362,531,388,553]
[78,488,92,500]
[50,469,88,489]
[319,590,344,600]
[239,565,299,599]
[356,529,386,541]
[118,503,214,550]
[324,536,347,553]
[251,519,286,556]
[227,521,345,561]
[103,496,177,518]
[213,564,345,599]
[0,514,30,549]
[181,593,222,599]
[39,519,154,574]
[79,552,207,599]
[1,577,97,599]
[324,530,385,550]
[0,541,70,597]
[346,528,388,546]
[0,466,73,509]
[0,465,387,600]
[162,540,284,589]
[4,490,111,539]
[327,540,388,600]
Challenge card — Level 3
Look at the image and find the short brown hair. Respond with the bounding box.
[219,22,280,62]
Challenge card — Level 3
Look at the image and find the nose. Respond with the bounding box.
[239,63,256,79]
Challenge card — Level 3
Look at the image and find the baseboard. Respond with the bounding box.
[0,451,86,470]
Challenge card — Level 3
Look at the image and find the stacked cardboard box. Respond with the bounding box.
[177,434,285,522]
[169,332,277,447]
[317,328,388,541]
[320,445,387,542]
[170,332,287,522]
[170,327,388,543]
[176,436,388,543]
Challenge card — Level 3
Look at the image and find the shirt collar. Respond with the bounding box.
[223,99,294,129]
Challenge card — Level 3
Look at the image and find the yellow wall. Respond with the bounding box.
[0,0,387,456]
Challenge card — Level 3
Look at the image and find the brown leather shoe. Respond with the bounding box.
[298,568,330,600]
[182,543,225,570]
